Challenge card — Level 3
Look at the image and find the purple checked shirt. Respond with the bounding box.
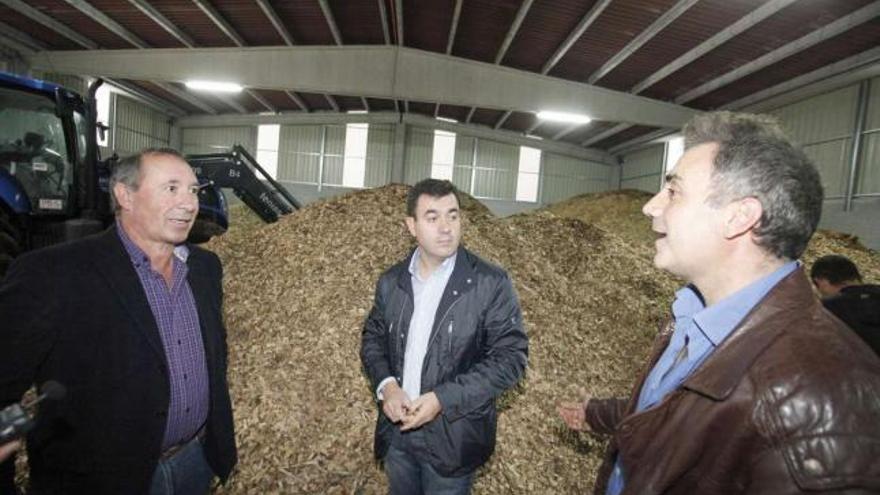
[117,223,210,451]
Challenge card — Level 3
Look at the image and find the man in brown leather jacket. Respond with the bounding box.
[558,112,880,494]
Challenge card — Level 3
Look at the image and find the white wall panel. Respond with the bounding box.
[542,153,612,204]
[366,124,393,187]
[621,175,661,193]
[770,85,858,144]
[620,144,663,192]
[404,126,433,184]
[802,139,851,198]
[857,132,880,194]
[452,135,476,194]
[277,125,322,184]
[113,94,171,157]
[321,125,346,186]
[181,126,256,155]
[865,76,880,131]
[473,139,517,200]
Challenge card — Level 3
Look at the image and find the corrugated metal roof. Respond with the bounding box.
[4,0,876,151]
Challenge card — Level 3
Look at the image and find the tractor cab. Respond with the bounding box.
[0,73,87,220]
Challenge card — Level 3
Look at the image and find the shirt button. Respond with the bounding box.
[400,333,404,338]
[453,290,458,296]
[186,407,190,413]
[184,374,188,380]
[177,340,182,345]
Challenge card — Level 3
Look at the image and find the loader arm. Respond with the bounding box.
[187,145,300,225]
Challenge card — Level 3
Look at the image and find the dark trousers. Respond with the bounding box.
[384,429,473,495]
[149,436,214,495]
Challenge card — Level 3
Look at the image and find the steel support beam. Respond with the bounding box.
[845,80,869,212]
[631,0,797,94]
[285,90,309,111]
[377,0,390,45]
[192,0,246,47]
[541,0,611,74]
[588,0,699,84]
[175,111,615,163]
[676,2,880,104]
[128,0,196,47]
[155,82,217,114]
[0,0,97,49]
[317,0,343,45]
[64,0,148,48]
[28,45,697,128]
[255,0,295,45]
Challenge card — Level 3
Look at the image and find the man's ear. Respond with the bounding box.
[724,196,763,240]
[113,182,132,211]
[405,216,416,237]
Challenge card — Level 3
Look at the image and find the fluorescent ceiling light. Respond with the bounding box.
[347,110,368,114]
[184,80,243,93]
[525,134,543,140]
[536,110,591,124]
[436,116,458,123]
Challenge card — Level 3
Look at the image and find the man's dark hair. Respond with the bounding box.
[810,254,862,284]
[683,111,823,260]
[110,147,187,213]
[406,179,461,217]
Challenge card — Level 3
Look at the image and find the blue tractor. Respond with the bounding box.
[0,71,299,276]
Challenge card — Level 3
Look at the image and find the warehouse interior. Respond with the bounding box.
[1,0,879,493]
[1,0,877,248]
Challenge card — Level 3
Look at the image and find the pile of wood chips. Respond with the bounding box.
[546,189,880,281]
[207,185,878,494]
[207,185,679,494]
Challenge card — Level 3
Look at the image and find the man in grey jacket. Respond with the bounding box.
[361,178,528,495]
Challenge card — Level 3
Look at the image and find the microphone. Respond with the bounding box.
[0,381,67,445]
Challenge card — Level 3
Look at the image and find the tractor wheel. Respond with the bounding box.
[0,210,22,279]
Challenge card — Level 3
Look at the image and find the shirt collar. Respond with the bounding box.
[116,221,189,268]
[673,261,800,346]
[408,247,456,281]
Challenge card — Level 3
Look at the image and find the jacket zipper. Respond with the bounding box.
[447,321,454,355]
[428,296,462,352]
[394,297,409,372]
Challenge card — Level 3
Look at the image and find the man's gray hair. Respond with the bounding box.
[683,111,823,260]
[109,147,186,213]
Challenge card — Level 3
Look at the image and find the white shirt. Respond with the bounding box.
[377,248,456,400]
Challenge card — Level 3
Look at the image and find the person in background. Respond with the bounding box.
[361,178,528,495]
[0,148,237,495]
[811,254,880,354]
[558,111,880,494]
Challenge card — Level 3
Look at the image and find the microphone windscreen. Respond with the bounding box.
[39,381,66,401]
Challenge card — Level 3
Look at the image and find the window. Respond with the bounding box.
[431,130,456,181]
[95,83,111,147]
[516,146,541,202]
[343,123,368,188]
[664,135,684,175]
[257,124,280,179]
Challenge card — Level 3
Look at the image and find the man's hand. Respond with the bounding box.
[557,389,591,432]
[400,392,442,431]
[381,381,412,423]
[0,440,20,463]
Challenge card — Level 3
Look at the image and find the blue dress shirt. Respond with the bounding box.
[606,261,798,495]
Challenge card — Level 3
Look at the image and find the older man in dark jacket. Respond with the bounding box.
[0,149,236,495]
[361,179,528,494]
[558,112,880,494]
